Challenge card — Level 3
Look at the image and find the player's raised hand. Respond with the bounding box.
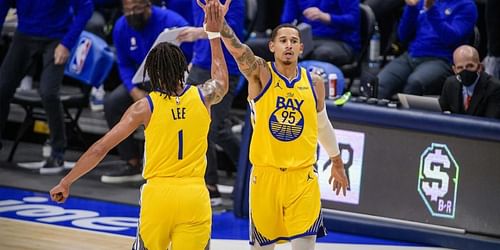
[328,155,349,196]
[50,181,70,203]
[405,0,419,6]
[424,0,435,9]
[204,0,225,32]
[196,0,232,17]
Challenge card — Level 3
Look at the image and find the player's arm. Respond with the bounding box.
[220,20,267,81]
[198,0,229,107]
[49,98,152,203]
[197,0,269,95]
[311,73,348,196]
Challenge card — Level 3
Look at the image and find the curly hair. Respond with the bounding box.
[143,42,188,97]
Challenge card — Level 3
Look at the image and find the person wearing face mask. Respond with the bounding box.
[101,0,192,183]
[439,45,500,119]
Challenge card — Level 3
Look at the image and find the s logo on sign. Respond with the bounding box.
[417,143,459,218]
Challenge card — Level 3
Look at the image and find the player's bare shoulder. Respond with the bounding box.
[198,79,225,106]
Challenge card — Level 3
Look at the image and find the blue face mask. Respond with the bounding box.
[457,70,479,87]
[126,13,148,30]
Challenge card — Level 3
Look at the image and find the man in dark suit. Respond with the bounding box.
[440,45,500,119]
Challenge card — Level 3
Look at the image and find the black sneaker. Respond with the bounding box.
[101,163,143,183]
[207,185,222,206]
[40,157,64,175]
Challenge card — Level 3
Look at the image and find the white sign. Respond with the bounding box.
[132,27,187,84]
[317,129,365,204]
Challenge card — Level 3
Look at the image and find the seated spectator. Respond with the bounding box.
[0,0,93,173]
[440,45,500,119]
[377,0,477,99]
[101,0,191,183]
[248,0,360,67]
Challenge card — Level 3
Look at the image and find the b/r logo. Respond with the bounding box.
[417,143,459,218]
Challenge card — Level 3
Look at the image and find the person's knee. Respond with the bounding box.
[311,47,351,66]
[376,71,396,99]
[38,89,60,103]
[405,74,426,95]
[310,47,336,63]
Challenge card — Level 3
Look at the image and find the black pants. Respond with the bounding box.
[103,84,143,162]
[486,0,500,56]
[363,0,405,55]
[253,0,285,33]
[187,66,241,186]
[377,53,452,99]
[247,37,354,67]
[0,32,66,159]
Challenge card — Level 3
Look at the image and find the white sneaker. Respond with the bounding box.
[90,86,105,112]
[483,56,500,79]
[18,75,33,91]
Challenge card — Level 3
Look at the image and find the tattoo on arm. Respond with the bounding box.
[221,21,266,78]
[221,21,242,49]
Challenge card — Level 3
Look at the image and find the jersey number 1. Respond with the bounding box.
[178,130,183,160]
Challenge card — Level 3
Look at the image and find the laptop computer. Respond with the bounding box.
[397,93,442,112]
[297,22,313,59]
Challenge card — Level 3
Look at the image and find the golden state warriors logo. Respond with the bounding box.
[269,96,305,141]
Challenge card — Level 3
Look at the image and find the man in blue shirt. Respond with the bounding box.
[377,0,477,99]
[101,0,191,183]
[248,0,360,67]
[0,0,93,174]
[440,45,500,119]
[176,0,244,205]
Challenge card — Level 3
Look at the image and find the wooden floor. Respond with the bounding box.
[1,218,453,250]
[0,218,134,250]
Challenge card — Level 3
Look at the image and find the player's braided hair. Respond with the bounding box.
[144,42,188,98]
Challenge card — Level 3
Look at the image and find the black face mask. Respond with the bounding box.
[457,70,479,87]
[126,13,148,30]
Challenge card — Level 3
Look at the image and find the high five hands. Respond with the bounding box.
[405,0,434,9]
[196,0,232,33]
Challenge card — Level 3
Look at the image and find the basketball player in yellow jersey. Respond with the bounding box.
[198,0,349,249]
[50,2,231,249]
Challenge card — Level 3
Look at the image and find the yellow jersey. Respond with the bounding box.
[249,62,318,169]
[143,86,210,179]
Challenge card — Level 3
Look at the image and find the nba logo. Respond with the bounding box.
[70,37,92,74]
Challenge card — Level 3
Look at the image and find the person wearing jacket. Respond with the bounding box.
[377,0,477,99]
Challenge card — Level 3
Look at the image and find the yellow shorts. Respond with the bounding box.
[134,177,211,250]
[249,165,326,246]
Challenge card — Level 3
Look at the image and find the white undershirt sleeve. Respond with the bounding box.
[317,106,340,157]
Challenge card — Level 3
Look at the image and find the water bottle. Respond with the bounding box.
[328,73,338,99]
[369,24,381,69]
